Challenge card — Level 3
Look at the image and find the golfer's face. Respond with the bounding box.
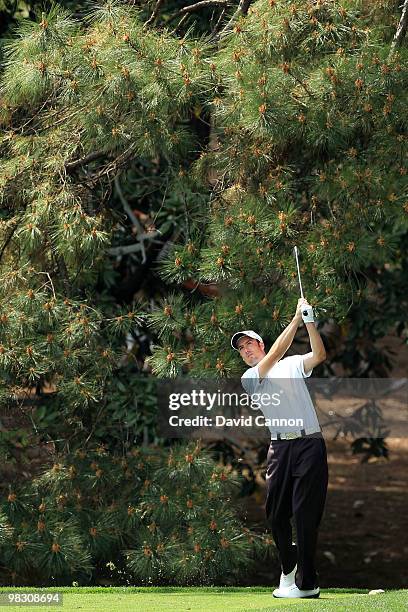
[237,337,264,366]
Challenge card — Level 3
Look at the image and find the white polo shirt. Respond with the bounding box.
[241,352,321,437]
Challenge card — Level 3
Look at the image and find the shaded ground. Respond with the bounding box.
[238,437,408,590]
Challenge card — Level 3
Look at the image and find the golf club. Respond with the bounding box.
[293,246,316,323]
[293,246,304,300]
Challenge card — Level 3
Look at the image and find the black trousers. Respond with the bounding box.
[265,434,328,590]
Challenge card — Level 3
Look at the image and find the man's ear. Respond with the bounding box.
[258,340,265,352]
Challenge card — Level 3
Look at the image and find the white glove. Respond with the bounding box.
[301,304,314,323]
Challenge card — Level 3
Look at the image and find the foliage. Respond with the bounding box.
[0,0,407,586]
[0,442,274,586]
[147,0,408,378]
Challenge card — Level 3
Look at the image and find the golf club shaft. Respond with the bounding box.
[294,246,304,299]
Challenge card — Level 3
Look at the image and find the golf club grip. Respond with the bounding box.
[302,305,314,323]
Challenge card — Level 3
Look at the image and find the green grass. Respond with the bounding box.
[0,586,406,612]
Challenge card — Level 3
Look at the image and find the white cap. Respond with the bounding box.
[231,330,263,351]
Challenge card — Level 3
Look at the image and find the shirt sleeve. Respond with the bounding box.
[241,365,260,395]
[299,352,314,377]
[282,353,314,377]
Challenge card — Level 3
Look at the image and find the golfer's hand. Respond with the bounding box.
[294,298,309,321]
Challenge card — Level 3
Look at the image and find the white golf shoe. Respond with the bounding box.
[273,583,320,598]
[278,563,297,589]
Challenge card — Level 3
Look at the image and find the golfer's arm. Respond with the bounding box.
[257,317,300,379]
[303,322,326,374]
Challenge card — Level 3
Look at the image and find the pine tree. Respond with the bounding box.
[0,0,407,586]
[147,0,408,377]
[0,2,262,585]
[0,1,214,401]
[0,442,273,585]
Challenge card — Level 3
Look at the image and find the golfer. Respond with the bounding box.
[231,298,328,599]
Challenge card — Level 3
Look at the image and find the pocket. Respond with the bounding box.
[266,445,280,480]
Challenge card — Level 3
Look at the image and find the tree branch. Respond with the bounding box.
[0,221,19,264]
[389,0,408,57]
[169,13,189,34]
[178,0,229,16]
[54,254,71,297]
[65,150,107,172]
[144,0,166,27]
[114,174,150,263]
[83,145,136,186]
[108,233,161,257]
[216,0,253,39]
[212,6,227,34]
[114,175,144,233]
[166,0,229,25]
